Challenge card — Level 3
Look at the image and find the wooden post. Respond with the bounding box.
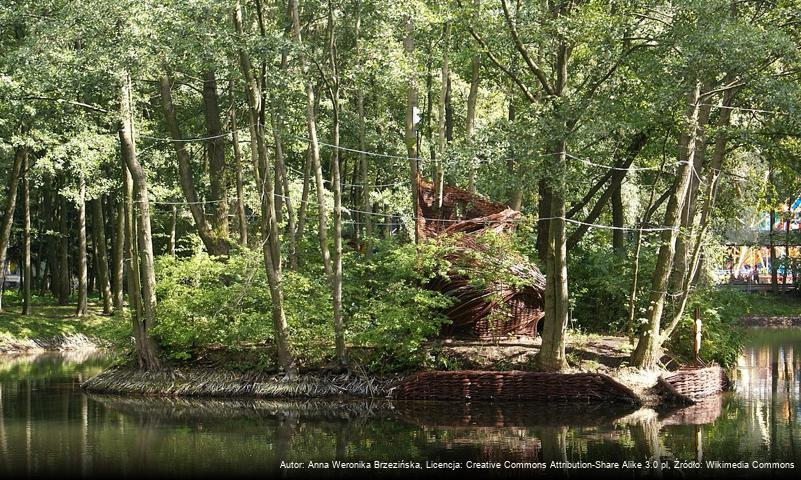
[694,306,702,361]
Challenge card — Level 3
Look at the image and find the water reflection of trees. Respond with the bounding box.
[658,329,801,464]
[729,330,800,462]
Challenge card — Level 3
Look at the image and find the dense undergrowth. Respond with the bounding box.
[3,235,798,371]
[99,233,551,373]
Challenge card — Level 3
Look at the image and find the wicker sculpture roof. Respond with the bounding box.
[416,175,545,338]
[416,175,521,241]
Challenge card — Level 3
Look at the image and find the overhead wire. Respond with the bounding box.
[144,189,681,233]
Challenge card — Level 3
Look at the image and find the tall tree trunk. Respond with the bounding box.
[426,55,436,186]
[92,198,112,315]
[271,109,298,270]
[358,90,371,259]
[110,196,125,311]
[466,0,481,194]
[37,200,48,297]
[324,0,346,368]
[229,80,248,246]
[669,102,712,293]
[295,88,320,245]
[289,0,331,279]
[662,86,738,341]
[536,143,569,372]
[436,21,451,208]
[122,150,145,364]
[39,190,54,297]
[274,153,284,227]
[404,15,419,243]
[612,183,625,255]
[296,147,312,241]
[234,0,295,376]
[159,75,229,257]
[119,73,161,371]
[631,83,702,369]
[75,174,88,317]
[21,152,31,315]
[0,145,25,312]
[355,5,372,259]
[535,37,570,372]
[88,239,96,296]
[201,70,230,243]
[58,197,70,305]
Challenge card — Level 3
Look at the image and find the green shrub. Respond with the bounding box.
[153,251,274,360]
[666,289,747,367]
[146,230,543,372]
[148,242,451,371]
[346,240,453,372]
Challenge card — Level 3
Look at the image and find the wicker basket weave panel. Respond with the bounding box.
[392,370,640,404]
[657,366,728,403]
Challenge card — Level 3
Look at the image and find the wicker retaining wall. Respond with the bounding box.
[657,366,729,404]
[391,370,641,404]
[740,315,801,327]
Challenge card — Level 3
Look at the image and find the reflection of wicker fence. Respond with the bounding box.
[391,370,641,404]
[657,366,729,403]
[416,175,545,338]
[659,395,723,425]
[393,400,636,428]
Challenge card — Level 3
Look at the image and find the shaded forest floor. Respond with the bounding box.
[426,333,634,372]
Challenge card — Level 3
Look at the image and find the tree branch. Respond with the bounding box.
[464,25,537,103]
[499,0,554,96]
[566,131,649,248]
[15,96,108,113]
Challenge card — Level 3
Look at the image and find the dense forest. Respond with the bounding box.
[1,0,800,376]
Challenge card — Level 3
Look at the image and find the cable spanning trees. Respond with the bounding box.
[1,0,800,372]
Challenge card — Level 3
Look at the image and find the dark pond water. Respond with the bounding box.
[0,329,799,479]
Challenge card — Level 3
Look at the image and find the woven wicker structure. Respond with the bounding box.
[391,370,641,404]
[657,366,729,404]
[416,175,545,338]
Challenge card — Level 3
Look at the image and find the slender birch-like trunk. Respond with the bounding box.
[75,174,88,317]
[92,198,112,315]
[436,21,451,208]
[21,152,31,315]
[0,146,25,313]
[119,73,161,370]
[110,196,124,311]
[404,15,419,243]
[234,0,295,375]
